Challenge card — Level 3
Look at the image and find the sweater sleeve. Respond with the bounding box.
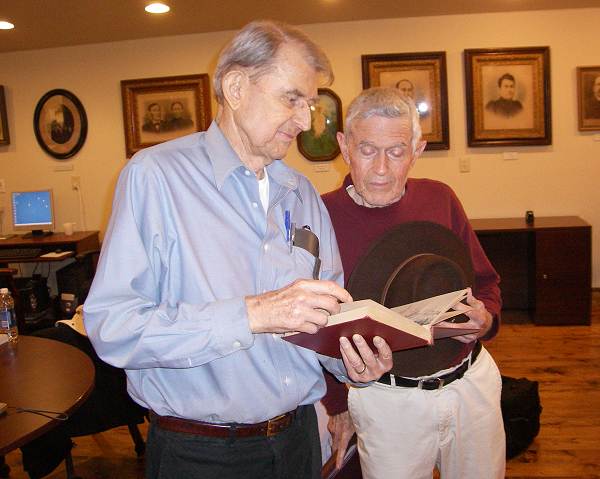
[448,187,502,340]
[321,369,349,416]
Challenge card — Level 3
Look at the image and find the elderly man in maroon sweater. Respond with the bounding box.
[321,87,505,479]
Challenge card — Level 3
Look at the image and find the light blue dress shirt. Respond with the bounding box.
[84,122,350,424]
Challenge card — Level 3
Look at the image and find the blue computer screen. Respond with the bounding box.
[12,190,54,227]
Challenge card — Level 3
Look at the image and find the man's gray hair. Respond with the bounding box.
[213,20,333,104]
[344,87,422,153]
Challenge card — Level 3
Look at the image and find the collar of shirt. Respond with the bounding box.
[345,183,406,208]
[206,122,301,203]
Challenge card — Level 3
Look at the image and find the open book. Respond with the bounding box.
[283,289,479,358]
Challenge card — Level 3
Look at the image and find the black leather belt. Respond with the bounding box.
[149,409,297,438]
[378,341,482,390]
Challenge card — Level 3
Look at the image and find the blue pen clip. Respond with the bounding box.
[284,210,292,251]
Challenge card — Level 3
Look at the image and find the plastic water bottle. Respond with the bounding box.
[0,288,18,342]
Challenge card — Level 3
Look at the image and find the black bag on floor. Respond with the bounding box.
[501,375,542,459]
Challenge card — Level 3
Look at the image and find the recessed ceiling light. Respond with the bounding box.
[145,3,170,14]
[0,21,15,30]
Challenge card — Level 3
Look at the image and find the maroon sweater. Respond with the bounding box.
[321,176,501,415]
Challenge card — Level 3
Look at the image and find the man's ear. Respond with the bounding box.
[410,139,427,167]
[222,70,248,111]
[415,140,427,157]
[337,131,350,166]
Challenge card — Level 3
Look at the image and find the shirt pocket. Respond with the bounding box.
[292,245,319,280]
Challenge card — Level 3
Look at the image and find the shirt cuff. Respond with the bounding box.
[208,297,254,355]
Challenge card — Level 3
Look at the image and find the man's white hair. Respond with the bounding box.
[344,87,422,153]
[213,20,333,104]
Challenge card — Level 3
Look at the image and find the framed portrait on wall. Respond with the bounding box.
[121,74,212,158]
[0,86,9,146]
[297,88,342,161]
[361,51,449,150]
[576,66,600,131]
[464,46,551,147]
[33,89,88,159]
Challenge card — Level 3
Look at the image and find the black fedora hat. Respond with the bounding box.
[346,221,474,308]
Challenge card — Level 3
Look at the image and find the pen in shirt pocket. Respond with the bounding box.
[284,210,292,252]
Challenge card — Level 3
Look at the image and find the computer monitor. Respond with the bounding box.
[11,189,55,238]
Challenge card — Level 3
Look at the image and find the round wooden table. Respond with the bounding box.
[0,335,95,455]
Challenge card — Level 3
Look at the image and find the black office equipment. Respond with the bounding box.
[14,275,51,321]
[56,252,96,317]
[0,248,43,260]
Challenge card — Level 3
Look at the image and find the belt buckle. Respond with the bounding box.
[266,413,286,437]
[418,377,445,390]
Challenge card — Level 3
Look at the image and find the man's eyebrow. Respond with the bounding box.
[285,88,319,105]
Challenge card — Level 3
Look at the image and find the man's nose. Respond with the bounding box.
[373,152,389,174]
[295,104,312,131]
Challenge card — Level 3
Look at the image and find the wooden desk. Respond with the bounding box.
[471,216,591,325]
[0,231,100,261]
[0,336,95,455]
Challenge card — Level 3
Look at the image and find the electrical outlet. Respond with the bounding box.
[0,179,5,193]
[71,176,81,190]
[459,157,470,173]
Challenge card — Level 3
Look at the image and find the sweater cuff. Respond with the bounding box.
[480,312,500,341]
[321,371,349,416]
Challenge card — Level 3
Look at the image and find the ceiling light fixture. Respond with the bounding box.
[145,3,170,14]
[0,21,15,30]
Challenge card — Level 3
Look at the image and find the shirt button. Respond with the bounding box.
[264,243,269,252]
[244,170,251,176]
[233,340,241,348]
[284,376,291,385]
[252,202,258,208]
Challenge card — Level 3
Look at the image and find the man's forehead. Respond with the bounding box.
[350,117,413,145]
[267,45,319,94]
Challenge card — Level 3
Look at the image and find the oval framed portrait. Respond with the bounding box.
[297,88,342,162]
[33,89,88,159]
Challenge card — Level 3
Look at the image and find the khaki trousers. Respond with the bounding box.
[348,347,506,479]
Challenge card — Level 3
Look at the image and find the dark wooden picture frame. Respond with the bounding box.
[361,51,449,151]
[297,88,342,161]
[33,89,88,159]
[0,86,9,146]
[464,46,551,147]
[577,66,600,131]
[121,74,212,158]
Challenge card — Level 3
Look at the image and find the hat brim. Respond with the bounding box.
[346,221,474,306]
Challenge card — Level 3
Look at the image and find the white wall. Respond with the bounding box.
[1,8,599,286]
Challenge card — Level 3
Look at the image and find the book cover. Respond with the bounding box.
[282,290,479,358]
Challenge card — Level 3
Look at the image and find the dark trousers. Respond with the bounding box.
[146,404,322,479]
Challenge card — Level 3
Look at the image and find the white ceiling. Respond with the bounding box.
[0,0,598,54]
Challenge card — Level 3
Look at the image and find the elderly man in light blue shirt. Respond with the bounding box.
[84,20,392,479]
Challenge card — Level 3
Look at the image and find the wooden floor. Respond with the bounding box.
[5,292,600,478]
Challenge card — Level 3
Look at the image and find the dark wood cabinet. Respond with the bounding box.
[470,216,591,325]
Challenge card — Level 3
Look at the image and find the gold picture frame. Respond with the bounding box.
[1,86,11,146]
[464,47,551,147]
[361,51,449,150]
[577,66,600,131]
[121,74,212,158]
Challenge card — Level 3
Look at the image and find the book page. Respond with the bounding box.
[391,289,469,326]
